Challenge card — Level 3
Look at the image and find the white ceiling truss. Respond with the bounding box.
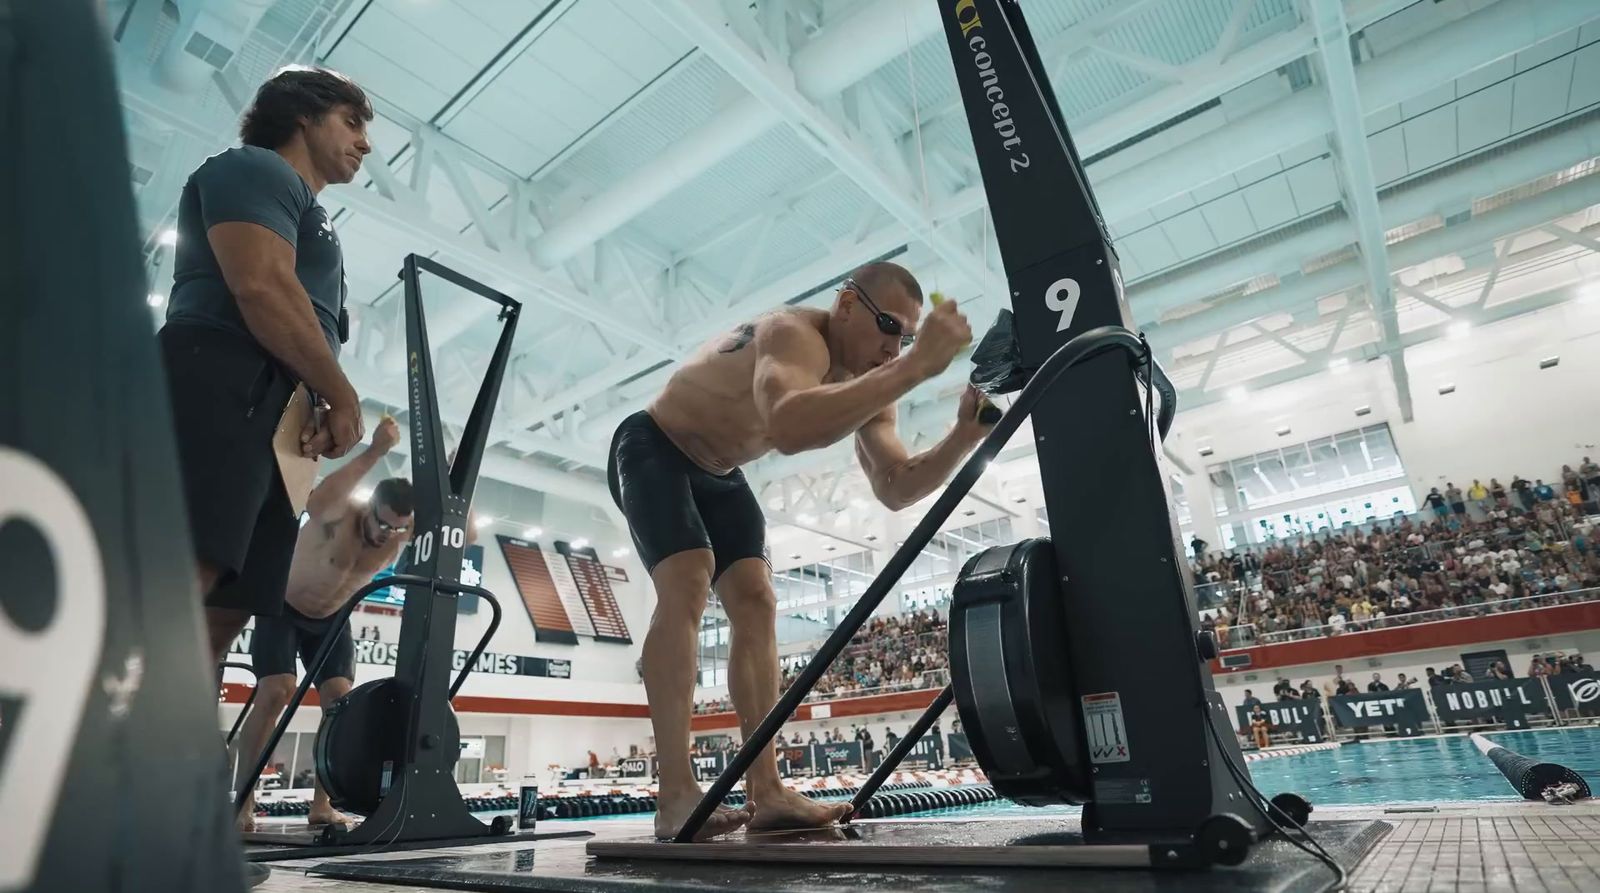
[111,0,1600,539]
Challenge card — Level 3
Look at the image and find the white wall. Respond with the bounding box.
[691,702,956,747]
[789,705,954,744]
[503,714,654,783]
[1391,306,1600,498]
[224,705,654,783]
[1161,297,1600,542]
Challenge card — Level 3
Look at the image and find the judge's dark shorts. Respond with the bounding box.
[158,324,299,615]
[607,411,768,583]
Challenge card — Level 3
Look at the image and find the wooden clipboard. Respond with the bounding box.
[272,384,318,517]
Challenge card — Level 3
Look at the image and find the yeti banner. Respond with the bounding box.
[691,751,726,781]
[1234,701,1326,743]
[1432,679,1548,728]
[1328,689,1429,736]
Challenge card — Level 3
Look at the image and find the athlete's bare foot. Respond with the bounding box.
[746,786,852,832]
[653,789,751,840]
[307,806,356,829]
[236,798,258,834]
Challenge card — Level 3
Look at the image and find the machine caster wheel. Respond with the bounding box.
[1270,792,1312,828]
[1197,813,1254,867]
[490,815,513,835]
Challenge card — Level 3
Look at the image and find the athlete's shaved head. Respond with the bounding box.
[829,261,925,376]
[844,261,923,306]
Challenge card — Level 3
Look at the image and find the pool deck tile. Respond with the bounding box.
[244,803,1600,893]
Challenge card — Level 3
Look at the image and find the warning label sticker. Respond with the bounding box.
[1082,691,1131,764]
[1093,778,1153,804]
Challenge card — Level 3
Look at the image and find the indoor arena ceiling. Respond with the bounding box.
[112,0,1600,536]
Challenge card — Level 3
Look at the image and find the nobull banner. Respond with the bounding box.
[1234,701,1326,743]
[1328,689,1429,736]
[1432,679,1548,728]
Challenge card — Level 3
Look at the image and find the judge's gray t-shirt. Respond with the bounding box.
[165,145,344,354]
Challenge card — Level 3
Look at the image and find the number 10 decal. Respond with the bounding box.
[0,448,107,891]
[1044,277,1082,332]
[413,526,465,565]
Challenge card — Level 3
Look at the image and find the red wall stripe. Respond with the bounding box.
[1211,601,1600,673]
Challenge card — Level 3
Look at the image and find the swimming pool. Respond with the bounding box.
[898,727,1600,818]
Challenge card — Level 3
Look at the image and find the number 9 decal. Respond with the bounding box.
[0,448,107,891]
[1043,277,1081,332]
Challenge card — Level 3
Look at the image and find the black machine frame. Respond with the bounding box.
[665,0,1298,868]
[234,254,527,851]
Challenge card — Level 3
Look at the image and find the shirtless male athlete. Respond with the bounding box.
[232,416,411,830]
[607,261,991,839]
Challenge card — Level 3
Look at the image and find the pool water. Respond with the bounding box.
[1249,728,1600,805]
[900,727,1600,818]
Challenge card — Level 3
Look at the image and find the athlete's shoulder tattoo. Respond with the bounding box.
[718,321,757,354]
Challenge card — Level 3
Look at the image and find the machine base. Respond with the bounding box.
[306,819,1388,892]
[242,825,590,862]
[587,817,1384,872]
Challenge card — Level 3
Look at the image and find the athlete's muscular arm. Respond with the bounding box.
[855,387,992,511]
[305,416,401,519]
[207,223,363,459]
[753,317,926,455]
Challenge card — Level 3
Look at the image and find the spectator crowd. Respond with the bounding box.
[693,611,949,715]
[1192,464,1600,647]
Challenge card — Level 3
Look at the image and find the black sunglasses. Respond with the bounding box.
[371,504,410,534]
[844,279,915,349]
